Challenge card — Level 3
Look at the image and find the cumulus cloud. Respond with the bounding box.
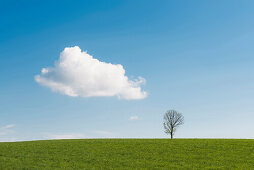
[129,116,139,120]
[35,46,147,100]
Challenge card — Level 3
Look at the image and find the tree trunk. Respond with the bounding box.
[170,132,173,139]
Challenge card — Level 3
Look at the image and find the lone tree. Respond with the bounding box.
[163,110,184,139]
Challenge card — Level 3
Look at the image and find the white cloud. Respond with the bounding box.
[129,116,139,120]
[0,132,6,136]
[44,131,115,139]
[35,46,147,100]
[0,124,16,142]
[0,124,15,130]
[0,137,16,142]
[93,130,113,135]
[92,130,116,138]
[45,133,85,140]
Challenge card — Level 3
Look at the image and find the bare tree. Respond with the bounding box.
[163,110,184,139]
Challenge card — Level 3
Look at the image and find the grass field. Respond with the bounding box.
[0,139,253,169]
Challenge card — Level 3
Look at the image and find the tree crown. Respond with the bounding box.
[163,110,184,138]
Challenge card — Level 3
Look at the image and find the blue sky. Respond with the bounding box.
[0,0,254,141]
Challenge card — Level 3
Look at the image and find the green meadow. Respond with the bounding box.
[0,139,253,169]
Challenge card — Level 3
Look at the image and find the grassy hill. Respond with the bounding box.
[0,139,253,169]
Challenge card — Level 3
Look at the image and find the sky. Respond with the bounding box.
[0,0,254,141]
